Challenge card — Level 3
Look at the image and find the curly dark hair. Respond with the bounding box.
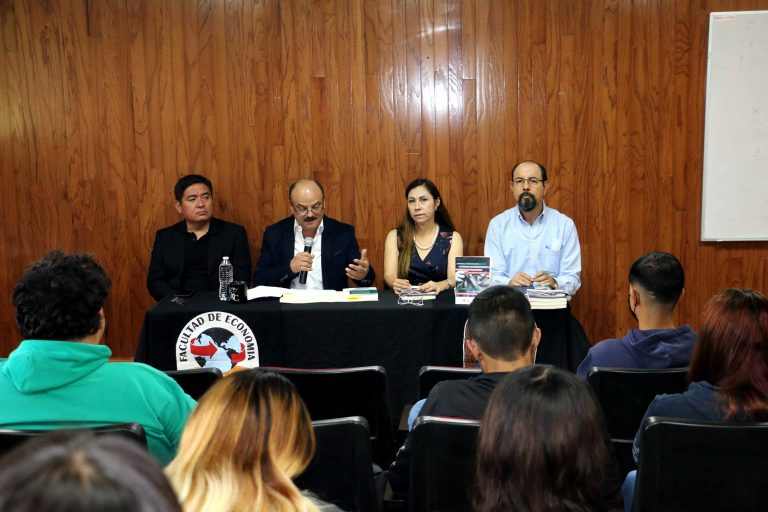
[12,251,111,341]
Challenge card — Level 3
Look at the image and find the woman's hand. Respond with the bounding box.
[419,280,451,295]
[392,278,412,294]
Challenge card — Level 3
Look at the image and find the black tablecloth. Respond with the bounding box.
[135,290,570,416]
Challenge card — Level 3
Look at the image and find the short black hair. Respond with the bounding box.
[12,251,111,341]
[174,174,213,202]
[0,432,182,512]
[288,179,325,200]
[511,160,548,182]
[628,251,685,306]
[467,286,536,360]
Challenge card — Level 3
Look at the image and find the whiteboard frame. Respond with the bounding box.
[701,10,768,241]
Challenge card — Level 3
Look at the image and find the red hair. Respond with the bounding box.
[690,289,768,421]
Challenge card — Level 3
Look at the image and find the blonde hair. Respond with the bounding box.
[166,369,318,512]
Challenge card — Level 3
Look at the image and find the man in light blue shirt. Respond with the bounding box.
[484,160,581,296]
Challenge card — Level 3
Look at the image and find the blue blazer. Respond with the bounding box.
[252,216,375,290]
[147,218,252,300]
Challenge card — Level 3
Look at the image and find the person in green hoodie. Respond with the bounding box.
[0,251,196,465]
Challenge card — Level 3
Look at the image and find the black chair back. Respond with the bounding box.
[409,416,480,512]
[587,366,688,474]
[263,366,395,466]
[418,366,482,400]
[296,416,379,512]
[164,367,222,400]
[0,422,147,456]
[634,416,768,512]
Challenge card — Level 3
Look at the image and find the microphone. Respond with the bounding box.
[299,237,314,284]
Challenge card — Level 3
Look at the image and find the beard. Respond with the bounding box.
[517,192,538,212]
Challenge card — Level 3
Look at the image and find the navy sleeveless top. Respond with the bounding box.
[398,226,454,285]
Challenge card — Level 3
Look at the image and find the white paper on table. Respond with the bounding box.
[280,290,345,303]
[247,286,290,300]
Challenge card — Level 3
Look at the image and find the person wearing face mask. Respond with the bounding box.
[484,160,581,296]
[386,286,540,497]
[383,178,464,295]
[576,252,696,378]
[252,178,375,290]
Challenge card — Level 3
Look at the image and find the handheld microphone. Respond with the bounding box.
[299,237,314,284]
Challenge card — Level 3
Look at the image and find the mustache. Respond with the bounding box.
[303,216,317,222]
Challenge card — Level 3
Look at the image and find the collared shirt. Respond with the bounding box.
[291,219,324,289]
[483,203,581,296]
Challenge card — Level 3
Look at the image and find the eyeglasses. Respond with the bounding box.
[512,177,544,187]
[292,203,324,215]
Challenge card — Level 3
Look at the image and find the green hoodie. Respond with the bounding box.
[0,340,196,465]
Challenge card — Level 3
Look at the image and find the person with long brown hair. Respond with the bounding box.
[384,178,463,295]
[622,288,768,510]
[475,365,611,512]
[165,369,340,512]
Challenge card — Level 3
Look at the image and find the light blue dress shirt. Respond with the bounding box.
[483,203,581,296]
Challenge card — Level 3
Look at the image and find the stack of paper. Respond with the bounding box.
[525,289,568,310]
[399,287,437,302]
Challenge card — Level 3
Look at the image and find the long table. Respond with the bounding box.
[135,290,571,416]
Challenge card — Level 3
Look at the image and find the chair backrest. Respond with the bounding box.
[163,367,223,400]
[634,416,768,512]
[587,367,689,475]
[263,366,395,466]
[296,416,379,512]
[0,423,147,456]
[418,366,482,400]
[409,416,480,512]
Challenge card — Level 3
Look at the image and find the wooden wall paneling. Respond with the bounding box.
[418,0,436,183]
[404,0,423,176]
[473,0,505,245]
[433,0,451,188]
[4,0,768,359]
[445,0,466,249]
[348,0,368,245]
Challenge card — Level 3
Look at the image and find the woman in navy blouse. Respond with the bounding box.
[384,178,463,295]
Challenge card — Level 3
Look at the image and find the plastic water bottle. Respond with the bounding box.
[218,256,233,301]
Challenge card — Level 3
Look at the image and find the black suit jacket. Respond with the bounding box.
[252,216,375,290]
[147,217,252,301]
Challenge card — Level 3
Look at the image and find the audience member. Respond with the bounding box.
[166,369,341,512]
[253,179,375,290]
[0,251,195,465]
[484,160,581,296]
[577,252,695,377]
[387,286,540,496]
[0,431,182,512]
[476,366,612,512]
[384,178,463,295]
[147,174,251,301]
[622,288,768,510]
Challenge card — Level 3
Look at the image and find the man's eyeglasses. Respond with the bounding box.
[293,203,324,215]
[512,177,544,187]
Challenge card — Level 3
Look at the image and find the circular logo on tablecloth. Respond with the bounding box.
[176,311,259,372]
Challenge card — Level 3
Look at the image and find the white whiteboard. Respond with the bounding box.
[701,11,768,241]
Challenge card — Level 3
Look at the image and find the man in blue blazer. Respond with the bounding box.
[253,179,375,290]
[147,175,251,301]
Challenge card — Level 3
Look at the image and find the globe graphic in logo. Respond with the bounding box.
[190,327,246,373]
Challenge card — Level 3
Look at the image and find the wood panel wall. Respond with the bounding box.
[2,0,767,359]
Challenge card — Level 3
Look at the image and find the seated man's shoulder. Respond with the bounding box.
[211,217,247,233]
[263,216,293,234]
[155,220,185,236]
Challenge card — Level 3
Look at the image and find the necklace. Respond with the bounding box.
[413,224,439,251]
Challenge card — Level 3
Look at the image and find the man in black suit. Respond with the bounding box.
[147,174,251,301]
[253,179,375,290]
